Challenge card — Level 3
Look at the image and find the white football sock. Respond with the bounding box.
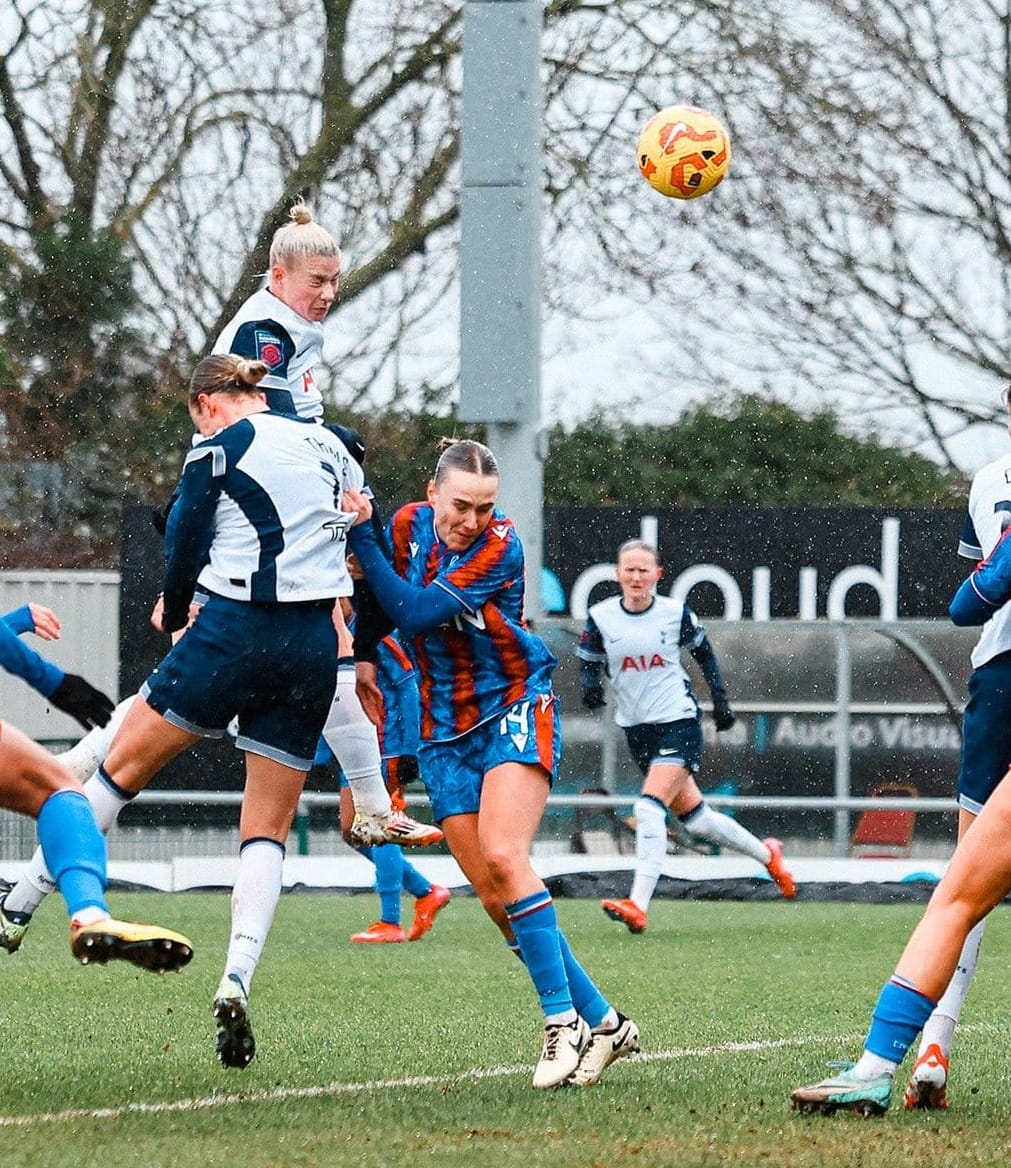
[82,768,135,832]
[321,668,390,817]
[629,796,667,911]
[853,1050,898,1079]
[917,917,986,1058]
[679,800,769,864]
[223,839,286,993]
[57,695,136,783]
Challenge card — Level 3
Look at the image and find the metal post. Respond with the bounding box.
[459,0,544,618]
[487,421,544,617]
[294,797,310,856]
[833,623,853,856]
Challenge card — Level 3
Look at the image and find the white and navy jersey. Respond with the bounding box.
[162,411,361,627]
[958,452,1011,668]
[576,594,707,728]
[213,288,324,420]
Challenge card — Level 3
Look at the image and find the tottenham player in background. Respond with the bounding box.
[577,539,795,936]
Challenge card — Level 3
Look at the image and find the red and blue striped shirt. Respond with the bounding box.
[387,502,557,743]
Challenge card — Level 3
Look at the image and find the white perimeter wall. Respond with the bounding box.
[0,570,120,742]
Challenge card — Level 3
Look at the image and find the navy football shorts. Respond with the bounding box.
[958,649,1011,815]
[623,717,703,776]
[142,592,338,770]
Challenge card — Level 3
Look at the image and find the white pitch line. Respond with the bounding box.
[0,1031,873,1129]
[5,1024,1004,1129]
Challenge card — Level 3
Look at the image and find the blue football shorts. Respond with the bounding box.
[417,691,561,822]
[623,717,703,776]
[378,676,420,761]
[142,592,338,770]
[958,650,1011,814]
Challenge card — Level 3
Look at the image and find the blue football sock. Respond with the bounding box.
[401,859,431,899]
[864,976,937,1062]
[506,890,574,1019]
[36,790,108,919]
[371,843,404,925]
[557,930,610,1028]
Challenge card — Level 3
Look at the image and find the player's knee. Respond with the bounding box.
[482,845,529,892]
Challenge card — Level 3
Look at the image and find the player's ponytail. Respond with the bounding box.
[188,354,269,403]
[269,200,342,269]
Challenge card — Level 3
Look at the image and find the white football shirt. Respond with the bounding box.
[579,594,705,727]
[213,288,324,420]
[958,452,1011,668]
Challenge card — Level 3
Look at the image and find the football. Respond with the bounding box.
[636,105,732,199]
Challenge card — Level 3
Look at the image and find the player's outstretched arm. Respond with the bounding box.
[345,495,464,634]
[950,526,1011,625]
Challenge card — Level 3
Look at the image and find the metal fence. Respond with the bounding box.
[0,576,975,864]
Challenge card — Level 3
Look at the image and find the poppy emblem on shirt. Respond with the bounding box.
[254,330,284,369]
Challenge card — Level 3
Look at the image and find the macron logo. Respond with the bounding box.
[492,524,509,540]
[409,541,420,558]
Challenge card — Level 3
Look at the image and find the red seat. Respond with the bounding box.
[850,783,918,858]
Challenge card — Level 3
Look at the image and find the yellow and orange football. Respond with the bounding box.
[636,105,732,199]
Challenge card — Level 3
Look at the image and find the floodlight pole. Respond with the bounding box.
[459,0,544,618]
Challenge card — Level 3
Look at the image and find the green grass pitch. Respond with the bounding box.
[1,891,1010,1167]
